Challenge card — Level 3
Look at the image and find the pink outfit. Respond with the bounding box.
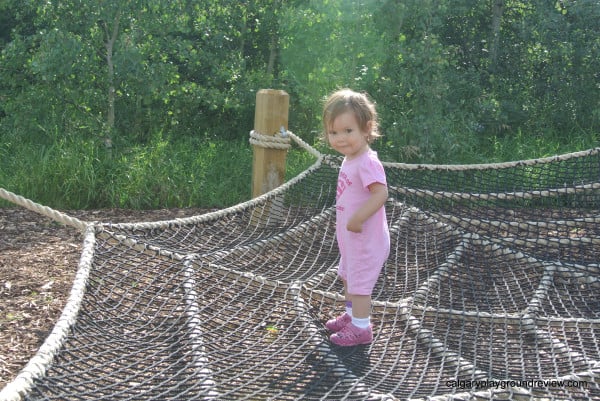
[336,149,390,295]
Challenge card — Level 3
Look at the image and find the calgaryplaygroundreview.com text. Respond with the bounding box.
[446,379,588,391]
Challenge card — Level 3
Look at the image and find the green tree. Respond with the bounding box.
[2,0,599,209]
[373,0,462,161]
[279,0,386,141]
[0,0,284,146]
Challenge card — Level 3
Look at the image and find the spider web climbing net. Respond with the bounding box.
[1,135,599,401]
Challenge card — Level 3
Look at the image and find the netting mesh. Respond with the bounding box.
[2,145,600,400]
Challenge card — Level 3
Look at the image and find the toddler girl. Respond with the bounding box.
[322,89,390,346]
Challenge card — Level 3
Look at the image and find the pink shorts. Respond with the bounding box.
[337,230,388,295]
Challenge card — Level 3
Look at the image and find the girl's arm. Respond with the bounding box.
[346,182,388,233]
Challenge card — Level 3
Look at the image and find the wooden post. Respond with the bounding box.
[251,89,289,198]
[250,89,289,227]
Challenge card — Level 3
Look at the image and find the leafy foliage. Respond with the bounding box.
[0,0,598,208]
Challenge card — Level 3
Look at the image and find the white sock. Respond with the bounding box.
[352,316,370,329]
[345,301,353,317]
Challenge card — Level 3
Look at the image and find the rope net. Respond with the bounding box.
[1,140,599,400]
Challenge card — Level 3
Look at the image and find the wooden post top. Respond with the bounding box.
[254,89,290,136]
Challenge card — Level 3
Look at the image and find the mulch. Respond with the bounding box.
[0,206,212,389]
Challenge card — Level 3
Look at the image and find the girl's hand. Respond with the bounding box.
[345,182,388,233]
[346,218,363,233]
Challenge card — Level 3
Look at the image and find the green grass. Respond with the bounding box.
[0,129,596,210]
[481,129,599,163]
[0,133,317,209]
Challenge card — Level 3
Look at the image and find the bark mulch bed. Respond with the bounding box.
[0,207,212,389]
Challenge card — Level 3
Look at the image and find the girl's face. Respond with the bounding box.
[327,111,372,160]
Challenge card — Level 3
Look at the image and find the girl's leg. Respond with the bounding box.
[347,294,371,330]
[348,294,370,319]
[326,279,352,332]
[342,279,352,315]
[330,293,373,345]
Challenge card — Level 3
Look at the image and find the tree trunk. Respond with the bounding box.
[104,11,120,150]
[267,34,277,76]
[490,0,504,72]
[266,0,281,77]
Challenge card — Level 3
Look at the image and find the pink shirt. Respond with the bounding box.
[335,149,390,295]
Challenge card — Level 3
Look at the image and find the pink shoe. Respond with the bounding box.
[325,313,352,332]
[330,323,373,346]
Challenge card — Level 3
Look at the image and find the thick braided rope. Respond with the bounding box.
[286,130,323,159]
[0,225,96,401]
[0,131,321,232]
[249,129,291,150]
[0,188,87,231]
[110,131,324,231]
[382,147,600,170]
[250,128,323,159]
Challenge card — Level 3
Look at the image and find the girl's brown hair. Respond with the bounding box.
[322,89,380,144]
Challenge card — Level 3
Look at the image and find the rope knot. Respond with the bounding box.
[249,129,291,150]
